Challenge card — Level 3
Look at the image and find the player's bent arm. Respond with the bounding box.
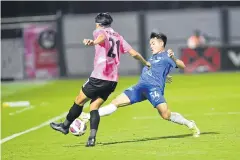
[172,57,186,69]
[128,48,149,66]
[93,34,106,45]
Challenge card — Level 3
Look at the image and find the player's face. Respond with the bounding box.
[96,23,102,29]
[150,38,164,54]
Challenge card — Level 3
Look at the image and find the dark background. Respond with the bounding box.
[2,1,240,17]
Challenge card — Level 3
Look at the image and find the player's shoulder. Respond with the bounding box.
[93,28,106,35]
[162,51,169,58]
[106,28,121,37]
[163,51,168,55]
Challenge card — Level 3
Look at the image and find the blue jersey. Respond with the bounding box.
[139,51,177,91]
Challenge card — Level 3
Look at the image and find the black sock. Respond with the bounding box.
[90,110,100,138]
[63,102,83,128]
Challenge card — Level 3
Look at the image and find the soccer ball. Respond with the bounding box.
[69,119,87,136]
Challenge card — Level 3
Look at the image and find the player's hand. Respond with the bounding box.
[166,75,173,84]
[83,39,90,45]
[87,40,94,46]
[145,62,151,69]
[167,49,175,58]
[83,39,94,46]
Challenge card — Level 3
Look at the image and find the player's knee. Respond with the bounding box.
[75,95,85,106]
[90,105,99,111]
[161,114,170,120]
[111,99,120,107]
[161,111,171,120]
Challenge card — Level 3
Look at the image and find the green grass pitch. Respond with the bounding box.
[1,72,240,160]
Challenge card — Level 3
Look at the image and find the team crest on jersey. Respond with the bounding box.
[146,70,153,76]
[153,57,163,63]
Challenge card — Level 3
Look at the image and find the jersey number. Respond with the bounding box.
[150,91,160,99]
[108,38,120,58]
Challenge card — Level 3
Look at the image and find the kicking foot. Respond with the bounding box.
[189,121,200,137]
[50,122,69,135]
[86,137,96,147]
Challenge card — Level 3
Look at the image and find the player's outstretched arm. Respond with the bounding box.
[83,34,106,46]
[93,34,106,45]
[128,49,151,68]
[172,58,185,69]
[167,49,186,69]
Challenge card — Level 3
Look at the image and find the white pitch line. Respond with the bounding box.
[9,106,35,116]
[0,112,68,144]
[133,112,240,120]
[1,101,91,144]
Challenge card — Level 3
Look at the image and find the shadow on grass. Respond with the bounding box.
[64,132,219,147]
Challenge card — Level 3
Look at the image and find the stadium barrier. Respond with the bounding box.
[180,46,240,73]
[2,8,240,80]
[1,11,66,81]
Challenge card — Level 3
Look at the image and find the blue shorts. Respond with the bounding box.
[124,83,166,108]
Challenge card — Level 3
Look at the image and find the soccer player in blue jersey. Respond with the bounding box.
[81,32,200,137]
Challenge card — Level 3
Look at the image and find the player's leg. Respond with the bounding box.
[147,87,200,137]
[50,78,93,134]
[50,89,90,134]
[99,93,131,116]
[99,84,147,116]
[155,102,191,126]
[85,79,118,147]
[86,97,105,147]
[81,84,146,120]
[156,103,200,137]
[80,93,131,120]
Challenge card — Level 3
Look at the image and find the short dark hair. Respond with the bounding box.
[194,29,200,37]
[95,12,113,27]
[150,32,167,47]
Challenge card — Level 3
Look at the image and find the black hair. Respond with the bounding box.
[150,32,167,47]
[95,12,113,27]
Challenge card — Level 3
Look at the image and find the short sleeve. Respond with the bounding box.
[167,56,177,68]
[120,36,132,54]
[93,29,106,40]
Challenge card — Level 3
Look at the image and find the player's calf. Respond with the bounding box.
[156,103,171,119]
[86,98,104,147]
[156,103,200,136]
[89,110,100,138]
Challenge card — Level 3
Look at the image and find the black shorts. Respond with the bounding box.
[82,77,117,101]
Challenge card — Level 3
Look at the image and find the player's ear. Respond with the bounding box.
[158,40,163,47]
[96,23,99,28]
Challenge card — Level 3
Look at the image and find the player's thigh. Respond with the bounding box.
[146,87,170,119]
[111,93,131,108]
[81,77,111,105]
[97,80,118,102]
[75,88,91,106]
[123,84,146,105]
[146,87,166,108]
[89,97,105,111]
[81,77,98,99]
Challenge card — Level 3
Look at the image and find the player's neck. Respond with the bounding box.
[96,26,111,30]
[96,26,104,30]
[153,48,165,54]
